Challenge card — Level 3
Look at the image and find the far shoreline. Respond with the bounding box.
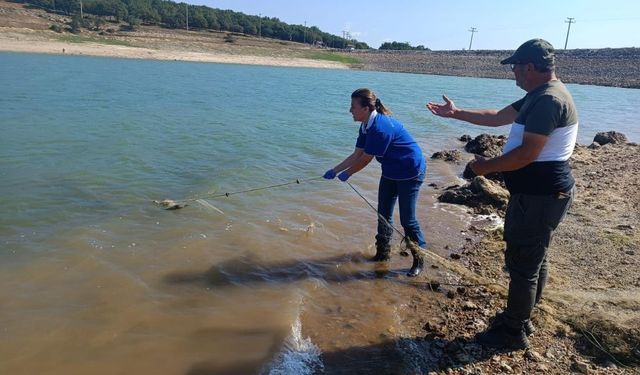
[3,43,638,93]
[0,35,350,70]
[0,0,637,89]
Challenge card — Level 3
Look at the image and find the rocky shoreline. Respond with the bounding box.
[406,131,640,374]
[347,49,640,89]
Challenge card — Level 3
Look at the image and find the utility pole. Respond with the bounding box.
[79,0,83,19]
[258,13,261,37]
[303,21,306,44]
[468,27,477,50]
[185,3,189,31]
[564,17,575,50]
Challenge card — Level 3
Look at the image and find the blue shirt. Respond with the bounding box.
[355,113,425,180]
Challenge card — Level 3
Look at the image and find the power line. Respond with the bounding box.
[564,17,576,50]
[468,27,477,50]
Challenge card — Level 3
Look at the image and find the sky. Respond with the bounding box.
[185,0,639,50]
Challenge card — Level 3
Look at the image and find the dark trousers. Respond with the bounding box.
[375,168,427,248]
[502,187,575,328]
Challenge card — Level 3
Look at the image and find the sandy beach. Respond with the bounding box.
[0,0,353,69]
[0,29,349,69]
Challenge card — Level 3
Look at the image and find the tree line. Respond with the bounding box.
[17,0,371,49]
[379,41,430,51]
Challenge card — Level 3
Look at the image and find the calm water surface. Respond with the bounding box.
[1,52,639,374]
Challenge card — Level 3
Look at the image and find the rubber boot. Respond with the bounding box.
[493,310,536,337]
[476,323,529,350]
[407,246,424,277]
[371,243,391,262]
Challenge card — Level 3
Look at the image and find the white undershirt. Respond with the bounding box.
[360,110,378,134]
[503,122,579,161]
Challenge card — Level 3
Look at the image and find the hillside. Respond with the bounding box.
[350,49,640,89]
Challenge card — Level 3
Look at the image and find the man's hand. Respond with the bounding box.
[468,154,489,176]
[426,95,458,118]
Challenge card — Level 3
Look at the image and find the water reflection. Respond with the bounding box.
[163,253,420,289]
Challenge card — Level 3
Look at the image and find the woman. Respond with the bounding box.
[323,88,427,277]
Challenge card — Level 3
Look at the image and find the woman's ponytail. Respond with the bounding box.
[374,98,391,115]
[352,88,392,115]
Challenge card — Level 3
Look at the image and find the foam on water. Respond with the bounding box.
[263,315,323,375]
[473,213,504,230]
[391,304,432,373]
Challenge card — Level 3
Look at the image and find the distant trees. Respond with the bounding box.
[379,41,429,51]
[17,0,370,49]
[86,0,128,21]
[70,13,81,32]
[26,0,80,14]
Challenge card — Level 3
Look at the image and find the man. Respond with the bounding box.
[426,39,578,350]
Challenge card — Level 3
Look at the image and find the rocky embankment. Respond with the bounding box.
[414,131,639,374]
[348,49,640,89]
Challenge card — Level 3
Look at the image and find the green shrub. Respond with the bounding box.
[69,14,81,33]
[49,24,64,33]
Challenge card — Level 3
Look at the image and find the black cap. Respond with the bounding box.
[500,38,555,67]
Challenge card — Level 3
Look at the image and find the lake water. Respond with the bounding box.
[1,52,639,374]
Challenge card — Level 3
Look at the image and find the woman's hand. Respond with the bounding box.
[337,171,350,182]
[323,169,336,179]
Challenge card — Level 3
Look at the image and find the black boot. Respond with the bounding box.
[371,243,391,262]
[407,246,424,277]
[492,310,536,337]
[475,323,529,350]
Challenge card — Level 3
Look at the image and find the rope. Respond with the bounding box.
[346,181,500,283]
[163,177,502,291]
[161,176,631,365]
[174,176,325,203]
[346,181,406,239]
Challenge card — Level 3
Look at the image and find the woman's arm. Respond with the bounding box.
[332,148,364,173]
[342,152,375,176]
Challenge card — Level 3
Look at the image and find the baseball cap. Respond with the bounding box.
[500,38,555,66]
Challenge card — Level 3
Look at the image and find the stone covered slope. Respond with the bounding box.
[349,49,640,88]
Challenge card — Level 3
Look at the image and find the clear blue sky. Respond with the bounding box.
[185,0,639,50]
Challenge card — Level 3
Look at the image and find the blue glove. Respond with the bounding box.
[338,171,350,182]
[323,169,336,179]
